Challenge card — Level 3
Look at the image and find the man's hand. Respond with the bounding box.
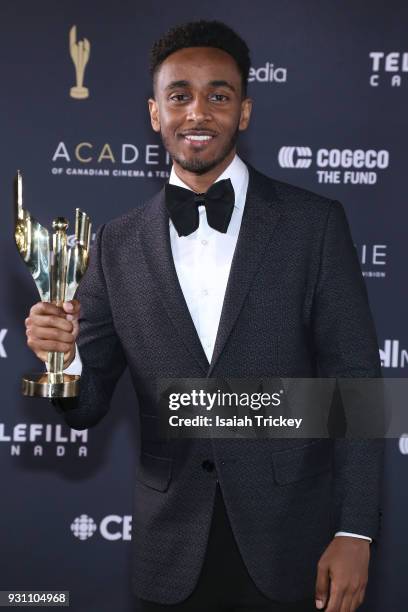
[315,536,370,611]
[25,300,80,368]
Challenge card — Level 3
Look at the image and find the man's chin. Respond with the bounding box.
[173,146,238,175]
[176,156,220,175]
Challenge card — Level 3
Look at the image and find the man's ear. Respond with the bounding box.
[239,97,253,132]
[148,98,160,133]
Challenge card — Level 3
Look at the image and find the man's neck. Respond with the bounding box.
[172,149,236,193]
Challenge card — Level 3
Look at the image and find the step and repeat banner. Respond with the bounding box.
[1,1,406,610]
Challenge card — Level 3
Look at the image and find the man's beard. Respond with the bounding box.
[161,127,240,176]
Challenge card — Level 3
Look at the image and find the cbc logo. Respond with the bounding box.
[70,514,132,541]
[71,515,97,540]
[278,146,389,170]
[399,434,408,455]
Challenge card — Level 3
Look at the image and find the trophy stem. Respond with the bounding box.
[48,217,69,378]
[47,352,65,380]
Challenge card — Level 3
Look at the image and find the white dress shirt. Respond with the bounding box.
[168,154,248,362]
[62,153,370,542]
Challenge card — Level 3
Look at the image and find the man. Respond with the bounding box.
[25,20,383,612]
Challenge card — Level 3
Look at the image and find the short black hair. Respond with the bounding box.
[149,20,251,98]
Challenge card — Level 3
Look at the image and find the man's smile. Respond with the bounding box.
[179,130,217,149]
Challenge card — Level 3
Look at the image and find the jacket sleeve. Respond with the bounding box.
[312,200,384,541]
[52,223,127,430]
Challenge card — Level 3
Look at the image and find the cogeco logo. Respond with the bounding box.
[278,147,312,168]
[71,514,132,541]
[278,146,389,185]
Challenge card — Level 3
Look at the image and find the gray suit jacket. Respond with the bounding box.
[55,163,383,604]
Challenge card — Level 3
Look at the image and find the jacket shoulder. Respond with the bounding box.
[248,164,338,214]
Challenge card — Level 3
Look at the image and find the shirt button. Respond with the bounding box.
[201,239,208,246]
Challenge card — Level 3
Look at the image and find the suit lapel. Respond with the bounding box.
[207,165,282,376]
[139,164,282,377]
[139,187,210,374]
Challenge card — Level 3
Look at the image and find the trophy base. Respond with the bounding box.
[70,86,89,99]
[22,373,80,398]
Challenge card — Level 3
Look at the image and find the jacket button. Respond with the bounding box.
[202,460,215,472]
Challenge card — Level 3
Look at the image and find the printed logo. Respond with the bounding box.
[71,515,97,540]
[0,329,7,358]
[357,243,387,279]
[399,434,408,455]
[248,62,287,83]
[380,340,408,369]
[0,422,88,457]
[69,25,91,99]
[278,146,390,185]
[51,141,170,179]
[369,52,408,87]
[278,147,312,168]
[67,233,95,248]
[71,514,132,541]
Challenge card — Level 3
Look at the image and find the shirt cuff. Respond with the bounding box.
[335,531,372,543]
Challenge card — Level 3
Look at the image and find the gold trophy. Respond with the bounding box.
[69,25,90,100]
[14,171,91,398]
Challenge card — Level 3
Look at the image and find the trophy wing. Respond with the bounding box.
[83,38,91,67]
[65,208,91,302]
[14,173,51,302]
[69,25,78,64]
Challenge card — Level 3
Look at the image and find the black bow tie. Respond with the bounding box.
[165,178,235,237]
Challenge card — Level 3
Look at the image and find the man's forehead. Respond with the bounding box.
[157,47,240,81]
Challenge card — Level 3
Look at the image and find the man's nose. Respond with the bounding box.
[186,96,212,122]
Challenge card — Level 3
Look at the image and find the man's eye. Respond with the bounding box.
[209,94,228,102]
[170,94,189,102]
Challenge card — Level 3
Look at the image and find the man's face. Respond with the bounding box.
[148,47,252,175]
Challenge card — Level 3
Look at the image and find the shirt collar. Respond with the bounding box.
[168,154,248,210]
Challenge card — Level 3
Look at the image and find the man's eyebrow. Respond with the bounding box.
[165,80,189,90]
[164,79,237,92]
[208,80,236,92]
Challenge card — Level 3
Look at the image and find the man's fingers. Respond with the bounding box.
[26,301,80,365]
[29,301,64,317]
[349,585,366,611]
[316,538,369,612]
[27,313,74,333]
[325,583,346,612]
[339,590,354,612]
[63,299,80,315]
[29,300,80,320]
[27,337,74,355]
[71,318,80,337]
[315,561,330,609]
[27,326,75,344]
